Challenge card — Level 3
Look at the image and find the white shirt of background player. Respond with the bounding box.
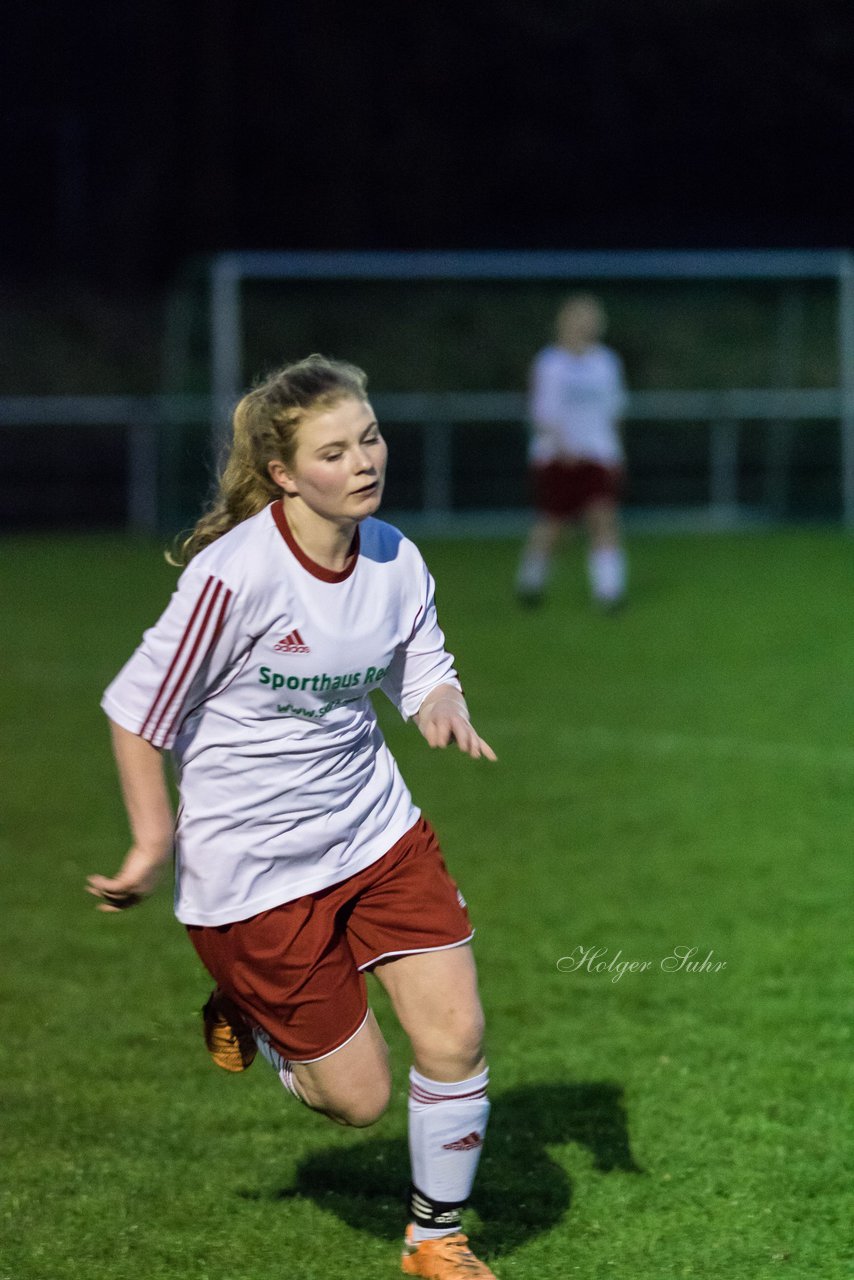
[529,338,627,467]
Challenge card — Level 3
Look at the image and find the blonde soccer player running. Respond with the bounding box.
[88,355,500,1280]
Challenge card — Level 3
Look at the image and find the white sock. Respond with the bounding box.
[516,550,550,594]
[588,546,626,602]
[253,1027,303,1101]
[408,1066,490,1242]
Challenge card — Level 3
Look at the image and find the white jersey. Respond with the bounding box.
[528,343,627,467]
[102,502,460,927]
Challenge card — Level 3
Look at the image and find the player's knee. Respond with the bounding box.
[329,1077,392,1128]
[414,1009,486,1079]
[301,1071,392,1128]
[449,1033,486,1079]
[338,1092,390,1128]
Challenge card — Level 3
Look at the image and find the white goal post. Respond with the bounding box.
[208,249,854,526]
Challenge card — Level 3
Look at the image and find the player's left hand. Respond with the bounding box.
[416,696,497,760]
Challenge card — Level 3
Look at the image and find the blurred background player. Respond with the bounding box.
[87,356,499,1280]
[515,293,628,609]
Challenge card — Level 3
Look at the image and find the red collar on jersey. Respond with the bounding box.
[270,500,360,583]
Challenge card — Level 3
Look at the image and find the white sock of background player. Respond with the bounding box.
[516,548,551,594]
[588,545,627,603]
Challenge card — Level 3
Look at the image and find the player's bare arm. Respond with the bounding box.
[86,721,174,911]
[414,684,497,761]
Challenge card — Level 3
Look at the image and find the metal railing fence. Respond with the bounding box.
[0,389,846,534]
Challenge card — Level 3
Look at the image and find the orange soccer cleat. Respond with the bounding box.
[201,988,257,1072]
[401,1226,497,1278]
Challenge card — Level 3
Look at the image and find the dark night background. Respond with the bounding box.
[4,0,853,289]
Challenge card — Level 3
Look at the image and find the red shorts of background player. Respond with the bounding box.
[531,460,624,520]
[186,815,472,1063]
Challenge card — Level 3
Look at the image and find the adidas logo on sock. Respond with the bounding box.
[441,1130,483,1152]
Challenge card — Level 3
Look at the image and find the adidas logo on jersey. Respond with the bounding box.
[274,629,310,654]
[441,1130,483,1152]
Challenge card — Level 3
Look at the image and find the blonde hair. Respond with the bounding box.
[170,354,368,565]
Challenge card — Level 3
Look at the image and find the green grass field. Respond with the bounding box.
[2,530,851,1280]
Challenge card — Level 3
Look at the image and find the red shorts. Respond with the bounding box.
[186,816,472,1063]
[531,460,623,520]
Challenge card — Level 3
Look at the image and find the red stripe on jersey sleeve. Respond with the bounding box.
[160,586,233,744]
[141,575,216,740]
[149,579,229,746]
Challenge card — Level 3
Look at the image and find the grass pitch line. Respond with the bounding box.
[487,721,854,772]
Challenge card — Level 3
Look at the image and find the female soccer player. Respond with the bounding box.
[87,355,499,1280]
[515,293,628,609]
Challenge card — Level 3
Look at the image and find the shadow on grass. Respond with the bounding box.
[239,1081,641,1258]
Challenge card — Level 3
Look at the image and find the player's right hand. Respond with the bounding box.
[86,844,169,912]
